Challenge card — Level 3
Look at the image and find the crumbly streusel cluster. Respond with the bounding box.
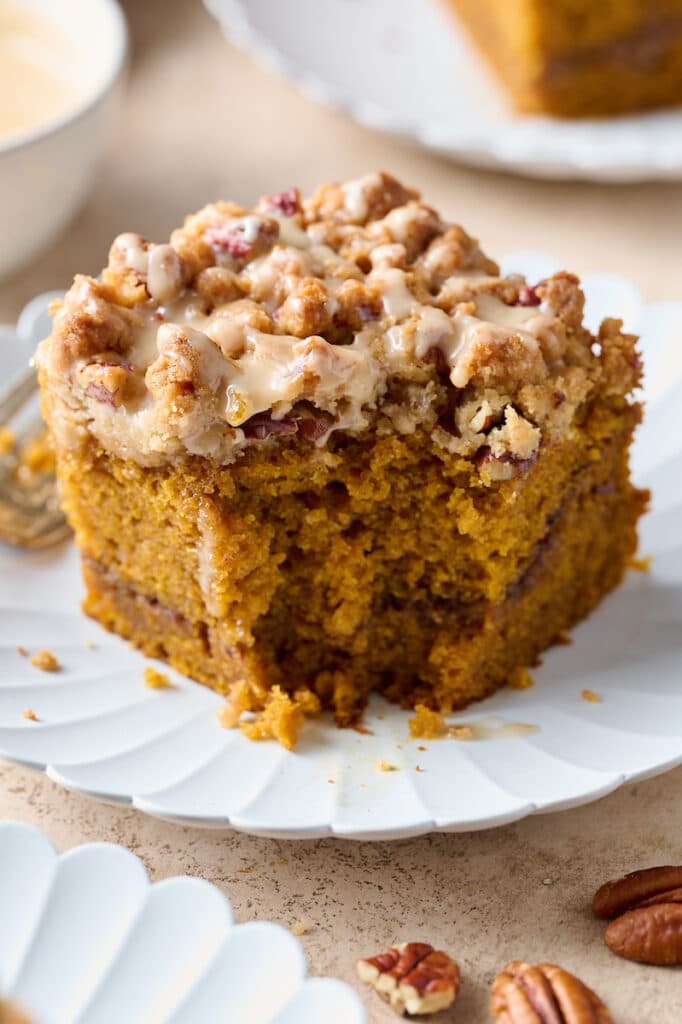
[37,172,640,478]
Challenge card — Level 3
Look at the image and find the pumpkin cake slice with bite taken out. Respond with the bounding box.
[36,171,648,748]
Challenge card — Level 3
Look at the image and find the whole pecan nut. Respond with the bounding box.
[593,865,682,965]
[357,941,460,1016]
[490,961,614,1024]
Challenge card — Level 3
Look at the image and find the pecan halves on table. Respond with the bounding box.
[593,866,682,965]
[357,941,460,1016]
[490,961,614,1024]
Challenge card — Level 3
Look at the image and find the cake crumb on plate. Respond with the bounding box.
[0,426,15,455]
[29,649,60,672]
[408,705,447,739]
[508,666,534,690]
[144,666,173,689]
[581,689,602,703]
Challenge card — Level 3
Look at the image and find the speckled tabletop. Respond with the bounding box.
[1,3,681,1021]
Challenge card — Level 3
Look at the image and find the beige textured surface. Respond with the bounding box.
[1,2,681,1021]
[2,762,682,1022]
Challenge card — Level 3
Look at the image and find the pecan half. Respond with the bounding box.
[357,941,460,1016]
[490,961,614,1024]
[77,361,135,408]
[594,866,682,965]
[605,904,682,966]
[593,866,682,919]
[241,413,297,439]
[240,406,336,443]
[295,406,335,441]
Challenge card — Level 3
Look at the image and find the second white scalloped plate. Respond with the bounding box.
[1,260,681,839]
[204,0,682,182]
[0,821,365,1023]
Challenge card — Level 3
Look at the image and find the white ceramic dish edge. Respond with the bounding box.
[0,821,367,1024]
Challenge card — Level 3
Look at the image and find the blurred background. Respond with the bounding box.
[1,0,680,327]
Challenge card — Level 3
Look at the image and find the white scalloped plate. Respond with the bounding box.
[203,0,682,182]
[0,821,366,1023]
[1,262,681,839]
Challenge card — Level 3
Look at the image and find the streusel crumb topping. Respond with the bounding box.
[37,171,640,475]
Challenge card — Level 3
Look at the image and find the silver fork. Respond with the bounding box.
[0,292,70,549]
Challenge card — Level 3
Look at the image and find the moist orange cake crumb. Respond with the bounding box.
[29,648,60,672]
[17,428,55,476]
[0,426,15,456]
[36,172,648,747]
[508,666,535,690]
[409,705,447,740]
[581,689,603,703]
[143,665,172,689]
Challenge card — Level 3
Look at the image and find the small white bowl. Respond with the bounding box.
[0,0,128,282]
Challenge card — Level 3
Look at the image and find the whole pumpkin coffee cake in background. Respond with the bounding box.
[36,171,648,748]
[447,0,682,117]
